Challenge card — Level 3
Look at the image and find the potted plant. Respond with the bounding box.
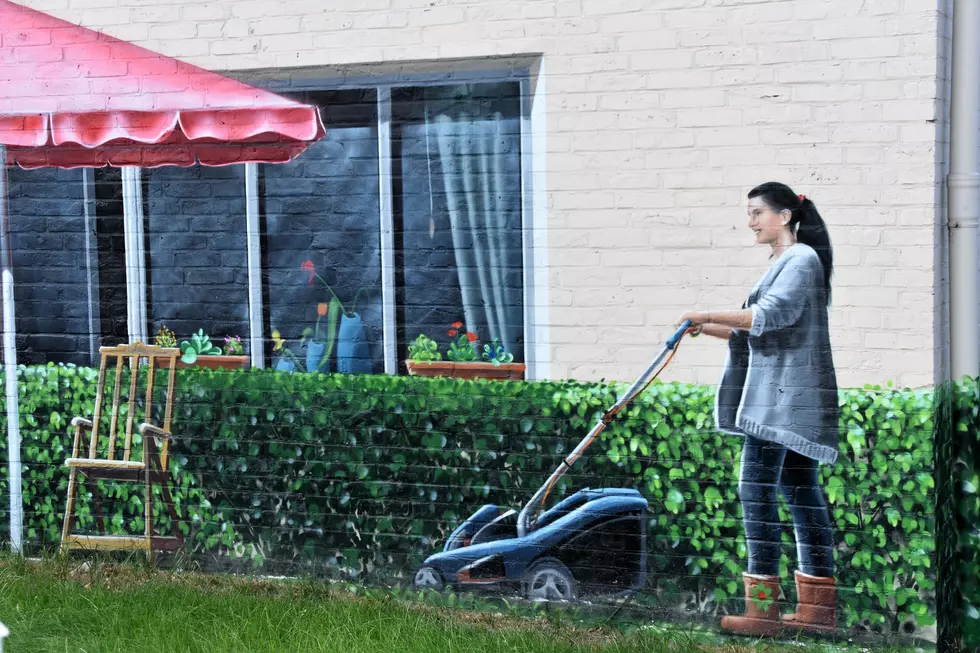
[405,321,525,381]
[154,326,249,370]
[301,259,372,374]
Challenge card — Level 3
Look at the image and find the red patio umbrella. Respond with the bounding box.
[0,0,326,553]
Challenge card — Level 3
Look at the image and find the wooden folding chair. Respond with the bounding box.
[60,342,184,558]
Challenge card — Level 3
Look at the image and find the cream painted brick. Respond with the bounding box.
[605,171,664,190]
[616,31,679,52]
[596,90,660,110]
[662,8,726,28]
[830,124,901,143]
[587,228,650,249]
[465,4,523,21]
[756,42,829,64]
[617,109,677,129]
[744,21,814,44]
[570,54,631,74]
[742,103,813,125]
[210,38,261,55]
[677,28,744,48]
[761,125,830,144]
[711,66,774,86]
[776,62,844,83]
[249,17,302,35]
[601,250,665,269]
[883,269,934,288]
[813,17,886,39]
[629,50,694,71]
[182,4,230,21]
[660,88,725,108]
[663,170,726,190]
[635,130,696,149]
[641,148,710,170]
[80,6,130,23]
[406,6,465,26]
[676,107,742,127]
[776,147,844,165]
[695,128,761,147]
[524,3,556,19]
[614,190,678,209]
[694,46,758,66]
[882,100,936,121]
[843,60,885,80]
[598,12,663,33]
[643,69,712,89]
[884,57,941,79]
[815,102,884,123]
[830,37,902,60]
[793,84,863,103]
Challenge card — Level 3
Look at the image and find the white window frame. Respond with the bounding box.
[119,65,549,379]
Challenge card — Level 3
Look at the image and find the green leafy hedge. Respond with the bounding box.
[0,364,974,642]
[953,377,979,649]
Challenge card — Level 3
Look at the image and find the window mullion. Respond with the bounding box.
[121,167,147,345]
[245,163,265,368]
[378,87,397,375]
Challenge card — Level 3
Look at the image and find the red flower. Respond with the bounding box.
[448,329,458,337]
[451,321,463,329]
[301,260,315,285]
[466,331,478,343]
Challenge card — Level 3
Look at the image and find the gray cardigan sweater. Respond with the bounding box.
[714,243,840,464]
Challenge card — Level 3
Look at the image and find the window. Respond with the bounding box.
[143,164,250,351]
[391,82,526,369]
[8,74,533,376]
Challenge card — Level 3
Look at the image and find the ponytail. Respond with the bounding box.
[747,182,834,305]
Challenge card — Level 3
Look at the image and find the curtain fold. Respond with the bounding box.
[426,95,521,356]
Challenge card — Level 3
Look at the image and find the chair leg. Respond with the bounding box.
[60,469,79,554]
[158,476,183,547]
[88,478,107,536]
[144,460,154,563]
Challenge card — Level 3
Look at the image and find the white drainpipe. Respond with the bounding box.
[948,0,980,381]
[0,146,23,555]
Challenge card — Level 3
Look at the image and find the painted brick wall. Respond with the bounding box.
[13,0,944,390]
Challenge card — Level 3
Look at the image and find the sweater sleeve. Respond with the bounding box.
[749,252,820,337]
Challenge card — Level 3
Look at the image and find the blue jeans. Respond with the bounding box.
[738,435,835,578]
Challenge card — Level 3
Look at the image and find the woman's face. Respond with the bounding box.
[747,196,789,246]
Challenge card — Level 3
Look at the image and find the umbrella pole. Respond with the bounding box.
[0,146,22,555]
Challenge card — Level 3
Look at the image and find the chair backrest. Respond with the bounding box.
[86,343,180,465]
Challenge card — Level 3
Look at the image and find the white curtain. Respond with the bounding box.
[426,101,521,355]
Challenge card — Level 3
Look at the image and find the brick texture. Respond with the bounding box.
[10,0,943,390]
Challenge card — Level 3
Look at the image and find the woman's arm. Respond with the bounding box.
[677,309,755,334]
[699,324,734,340]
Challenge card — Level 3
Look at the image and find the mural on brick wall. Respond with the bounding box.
[0,4,976,649]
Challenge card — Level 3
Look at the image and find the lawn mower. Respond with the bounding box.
[412,320,696,602]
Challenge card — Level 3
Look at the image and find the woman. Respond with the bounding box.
[677,182,839,637]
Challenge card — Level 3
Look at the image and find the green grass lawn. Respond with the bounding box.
[0,556,915,653]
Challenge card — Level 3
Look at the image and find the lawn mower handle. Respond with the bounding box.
[516,319,694,538]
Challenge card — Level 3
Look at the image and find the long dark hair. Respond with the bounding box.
[747,181,834,305]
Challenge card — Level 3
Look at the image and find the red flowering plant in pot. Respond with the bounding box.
[405,320,525,381]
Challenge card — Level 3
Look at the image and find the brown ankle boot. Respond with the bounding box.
[720,572,783,637]
[781,570,837,634]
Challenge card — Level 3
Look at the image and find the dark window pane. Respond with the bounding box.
[392,82,525,368]
[262,88,383,375]
[7,167,109,365]
[143,164,250,352]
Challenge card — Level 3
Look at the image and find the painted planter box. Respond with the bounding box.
[405,360,525,381]
[157,355,249,370]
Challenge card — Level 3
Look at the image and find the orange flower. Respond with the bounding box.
[451,321,463,329]
[301,260,315,285]
[318,303,328,316]
[448,329,458,337]
[466,331,478,343]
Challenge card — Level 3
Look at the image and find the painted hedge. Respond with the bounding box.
[0,364,974,643]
